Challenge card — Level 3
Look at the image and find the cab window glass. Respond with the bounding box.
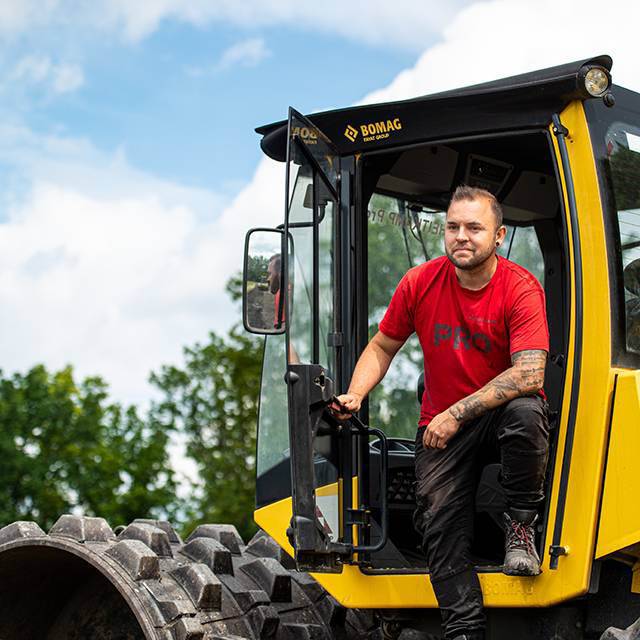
[605,125,640,356]
[256,334,288,476]
[287,167,314,364]
[317,180,337,376]
[497,225,544,287]
[367,194,445,439]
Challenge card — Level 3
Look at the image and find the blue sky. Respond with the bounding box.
[0,0,638,413]
[0,0,471,406]
[0,3,464,193]
[85,26,414,191]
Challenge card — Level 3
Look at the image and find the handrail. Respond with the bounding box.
[347,413,389,554]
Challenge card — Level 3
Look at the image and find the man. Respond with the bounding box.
[333,185,550,640]
[267,253,283,329]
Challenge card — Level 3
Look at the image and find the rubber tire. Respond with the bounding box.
[0,515,381,640]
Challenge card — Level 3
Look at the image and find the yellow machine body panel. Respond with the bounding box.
[537,100,614,601]
[596,370,640,558]
[255,99,617,609]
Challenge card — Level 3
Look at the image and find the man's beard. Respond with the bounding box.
[446,244,496,270]
[269,274,280,294]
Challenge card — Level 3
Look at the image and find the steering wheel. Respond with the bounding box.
[369,437,415,453]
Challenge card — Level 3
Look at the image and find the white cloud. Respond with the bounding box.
[0,1,60,35]
[362,0,640,104]
[0,120,282,490]
[102,0,464,49]
[0,124,281,407]
[217,37,271,71]
[50,62,84,94]
[188,37,272,76]
[9,55,84,95]
[0,0,466,51]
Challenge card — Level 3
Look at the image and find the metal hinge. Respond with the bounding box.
[552,122,569,137]
[346,508,371,527]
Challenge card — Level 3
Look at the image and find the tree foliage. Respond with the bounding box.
[0,365,177,529]
[0,263,264,540]
[245,255,270,283]
[366,195,444,438]
[149,328,263,541]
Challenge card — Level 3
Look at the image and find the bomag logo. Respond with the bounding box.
[292,126,318,145]
[344,124,358,142]
[344,117,403,143]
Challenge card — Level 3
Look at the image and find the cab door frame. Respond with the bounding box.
[283,107,351,571]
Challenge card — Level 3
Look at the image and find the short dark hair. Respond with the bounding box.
[449,184,503,228]
[269,254,281,270]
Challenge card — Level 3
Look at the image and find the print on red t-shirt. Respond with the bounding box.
[378,256,549,426]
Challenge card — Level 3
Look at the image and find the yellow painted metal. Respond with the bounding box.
[536,101,614,604]
[254,100,615,608]
[255,482,340,566]
[596,371,640,558]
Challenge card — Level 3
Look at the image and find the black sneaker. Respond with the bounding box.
[503,508,541,576]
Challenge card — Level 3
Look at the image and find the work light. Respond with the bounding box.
[583,67,610,97]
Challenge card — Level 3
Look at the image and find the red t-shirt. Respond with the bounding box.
[378,256,549,426]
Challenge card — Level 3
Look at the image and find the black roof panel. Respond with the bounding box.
[257,55,613,161]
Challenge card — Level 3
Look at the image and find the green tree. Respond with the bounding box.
[0,364,177,529]
[149,328,263,541]
[246,255,270,283]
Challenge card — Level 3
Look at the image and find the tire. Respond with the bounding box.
[0,515,381,640]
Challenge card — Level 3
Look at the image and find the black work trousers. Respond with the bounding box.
[413,396,549,639]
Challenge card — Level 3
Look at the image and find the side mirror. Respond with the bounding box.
[243,228,286,335]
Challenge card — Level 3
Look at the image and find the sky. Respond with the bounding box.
[1,0,639,412]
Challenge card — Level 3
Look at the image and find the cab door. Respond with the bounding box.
[283,109,348,571]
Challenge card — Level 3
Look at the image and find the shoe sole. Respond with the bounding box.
[502,567,541,576]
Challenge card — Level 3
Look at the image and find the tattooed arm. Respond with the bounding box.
[423,349,547,449]
[449,349,547,422]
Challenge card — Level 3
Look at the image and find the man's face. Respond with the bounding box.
[444,197,505,270]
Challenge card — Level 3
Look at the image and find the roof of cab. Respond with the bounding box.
[256,55,612,162]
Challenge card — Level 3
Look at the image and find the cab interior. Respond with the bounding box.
[357,131,569,571]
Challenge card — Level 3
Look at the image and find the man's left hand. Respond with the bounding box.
[423,409,461,449]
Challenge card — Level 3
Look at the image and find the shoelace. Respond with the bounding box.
[507,520,535,555]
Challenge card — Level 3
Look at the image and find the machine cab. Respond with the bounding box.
[243,55,640,610]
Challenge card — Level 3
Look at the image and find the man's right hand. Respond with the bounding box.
[330,393,363,422]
